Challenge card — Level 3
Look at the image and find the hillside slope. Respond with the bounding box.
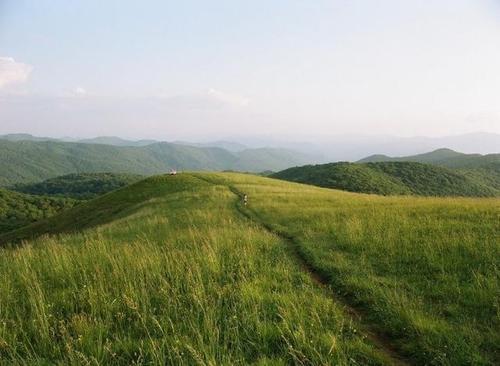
[0,174,391,365]
[0,188,77,235]
[0,173,498,364]
[273,162,411,195]
[358,149,500,195]
[213,173,499,365]
[0,140,312,186]
[272,161,499,196]
[11,173,143,199]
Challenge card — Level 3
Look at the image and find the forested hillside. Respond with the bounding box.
[272,161,499,197]
[11,173,143,199]
[0,140,312,186]
[0,188,78,235]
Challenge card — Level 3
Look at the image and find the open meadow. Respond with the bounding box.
[205,173,499,365]
[0,173,498,365]
[0,175,390,365]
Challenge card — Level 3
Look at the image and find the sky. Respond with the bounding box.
[0,0,500,140]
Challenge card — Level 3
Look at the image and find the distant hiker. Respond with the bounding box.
[243,194,248,206]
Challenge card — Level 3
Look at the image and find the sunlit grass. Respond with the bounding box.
[211,173,500,365]
[0,175,386,365]
[1,172,498,365]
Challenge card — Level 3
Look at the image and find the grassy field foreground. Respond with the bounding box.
[0,173,498,365]
[0,175,387,365]
[206,173,499,365]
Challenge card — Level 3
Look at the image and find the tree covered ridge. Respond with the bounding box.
[11,173,143,199]
[272,161,500,197]
[1,173,143,235]
[0,189,78,235]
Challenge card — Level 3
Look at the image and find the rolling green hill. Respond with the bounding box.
[0,188,78,235]
[0,173,498,365]
[0,140,312,186]
[11,173,143,199]
[273,162,411,195]
[357,149,500,195]
[272,161,499,196]
[0,174,392,365]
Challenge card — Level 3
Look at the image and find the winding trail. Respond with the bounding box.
[224,183,413,366]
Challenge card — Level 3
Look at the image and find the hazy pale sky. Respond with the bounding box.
[1,0,500,140]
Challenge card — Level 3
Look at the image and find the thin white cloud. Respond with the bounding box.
[0,57,33,89]
[72,87,87,96]
[207,88,249,107]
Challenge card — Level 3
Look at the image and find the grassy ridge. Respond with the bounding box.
[1,173,498,364]
[222,174,499,365]
[272,161,499,196]
[11,173,143,199]
[0,188,78,235]
[0,174,387,365]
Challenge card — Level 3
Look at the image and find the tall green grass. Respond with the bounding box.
[0,175,387,365]
[213,173,499,365]
[2,172,498,364]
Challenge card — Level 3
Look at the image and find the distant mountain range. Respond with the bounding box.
[2,132,499,161]
[272,149,500,197]
[0,134,158,147]
[172,140,248,152]
[1,133,499,192]
[77,136,158,147]
[230,132,500,161]
[0,139,314,186]
[0,133,251,151]
[358,148,500,169]
[0,133,59,142]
